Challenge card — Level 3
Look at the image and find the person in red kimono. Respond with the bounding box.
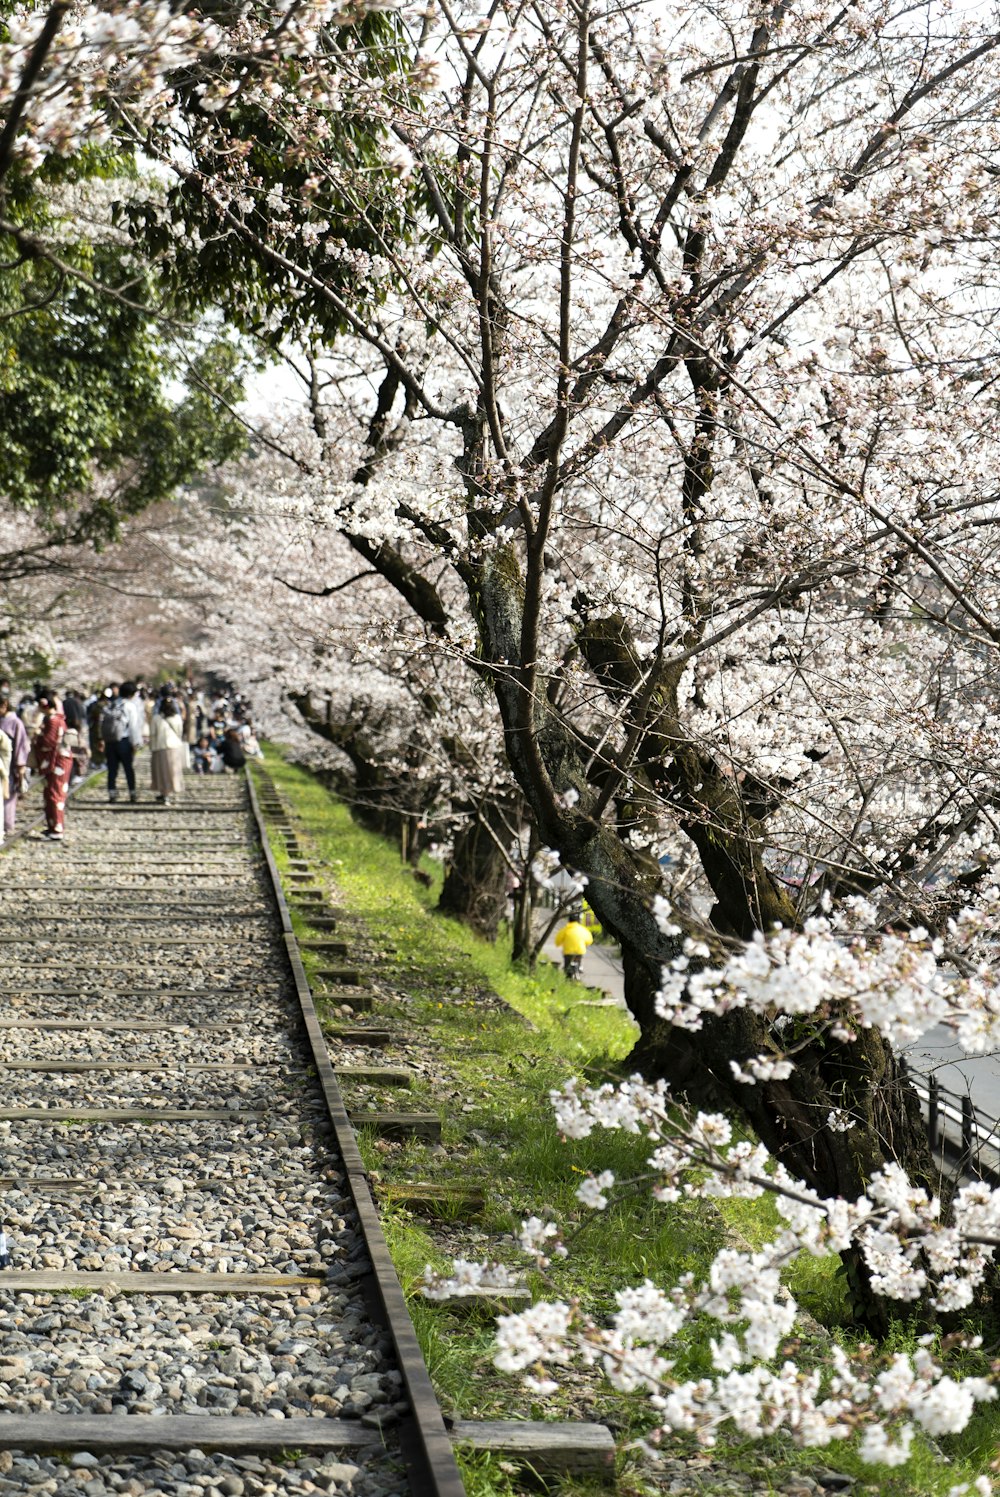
[31,691,74,840]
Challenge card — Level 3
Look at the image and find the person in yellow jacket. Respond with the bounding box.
[554,911,593,977]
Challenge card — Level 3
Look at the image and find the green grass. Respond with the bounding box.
[255,748,1000,1497]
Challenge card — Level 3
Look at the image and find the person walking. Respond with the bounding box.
[0,693,30,840]
[0,715,10,847]
[86,689,106,767]
[0,1224,10,1269]
[121,681,145,786]
[62,689,84,734]
[18,692,39,734]
[150,687,186,804]
[554,910,593,979]
[62,690,89,785]
[31,690,74,840]
[102,686,137,804]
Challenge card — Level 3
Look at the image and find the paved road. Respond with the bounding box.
[539,926,627,1006]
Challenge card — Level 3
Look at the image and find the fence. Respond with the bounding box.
[903,1059,1000,1185]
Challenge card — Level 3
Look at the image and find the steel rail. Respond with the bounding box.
[0,772,467,1493]
[246,768,467,1497]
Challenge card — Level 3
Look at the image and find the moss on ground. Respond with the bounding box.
[255,748,1000,1497]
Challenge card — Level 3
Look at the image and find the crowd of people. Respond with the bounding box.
[0,680,261,843]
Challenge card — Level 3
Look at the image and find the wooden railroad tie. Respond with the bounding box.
[0,1271,322,1294]
[337,1066,412,1087]
[2,878,248,889]
[325,1026,393,1046]
[300,940,349,957]
[379,1182,485,1217]
[1,937,268,949]
[0,902,263,912]
[349,1112,441,1141]
[318,990,373,1013]
[0,1414,384,1458]
[0,1179,95,1192]
[0,1060,272,1073]
[313,962,365,983]
[0,915,271,926]
[0,1412,615,1480]
[0,1108,267,1122]
[0,1019,276,1033]
[0,1177,341,1194]
[451,1420,616,1481]
[44,856,244,868]
[417,1284,532,1312]
[71,808,243,817]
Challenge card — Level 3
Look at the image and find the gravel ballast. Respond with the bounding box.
[0,783,411,1486]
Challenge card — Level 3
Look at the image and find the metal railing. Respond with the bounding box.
[903,1059,1000,1185]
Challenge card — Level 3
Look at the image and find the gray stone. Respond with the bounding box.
[313,1467,359,1490]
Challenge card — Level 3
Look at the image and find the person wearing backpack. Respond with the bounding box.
[101,685,137,804]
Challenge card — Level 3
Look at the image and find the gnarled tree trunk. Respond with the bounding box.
[472,548,936,1333]
[437,799,512,940]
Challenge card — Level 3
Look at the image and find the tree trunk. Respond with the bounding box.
[511,824,539,965]
[291,690,429,847]
[437,802,511,940]
[472,550,937,1332]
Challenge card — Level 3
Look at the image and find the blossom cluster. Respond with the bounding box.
[656,914,1000,1054]
[426,1078,1000,1469]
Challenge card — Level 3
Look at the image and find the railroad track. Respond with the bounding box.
[0,775,465,1497]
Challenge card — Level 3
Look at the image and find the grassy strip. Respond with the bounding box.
[256,749,999,1497]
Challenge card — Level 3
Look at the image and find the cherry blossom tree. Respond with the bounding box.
[81,0,1000,1229]
[143,458,522,935]
[11,0,995,1290]
[8,0,1000,1451]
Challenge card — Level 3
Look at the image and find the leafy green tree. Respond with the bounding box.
[122,9,426,347]
[0,252,246,545]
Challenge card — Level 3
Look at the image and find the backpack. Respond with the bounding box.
[101,698,130,743]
